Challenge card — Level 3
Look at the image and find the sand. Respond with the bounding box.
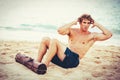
[0,40,120,80]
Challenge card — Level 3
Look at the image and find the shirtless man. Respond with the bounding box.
[37,14,112,74]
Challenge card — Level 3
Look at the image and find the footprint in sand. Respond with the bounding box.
[93,57,102,64]
[1,52,7,55]
[94,60,101,64]
[116,68,120,73]
[0,71,8,79]
[91,70,105,77]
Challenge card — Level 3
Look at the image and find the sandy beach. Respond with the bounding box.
[0,40,120,80]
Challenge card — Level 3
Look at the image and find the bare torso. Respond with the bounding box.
[68,28,95,58]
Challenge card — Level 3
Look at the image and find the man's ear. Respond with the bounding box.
[91,24,95,28]
[91,20,94,24]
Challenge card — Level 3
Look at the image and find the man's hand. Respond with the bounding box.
[72,20,78,25]
[91,21,100,28]
[91,21,112,41]
[58,20,77,35]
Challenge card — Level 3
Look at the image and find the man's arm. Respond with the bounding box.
[92,21,112,41]
[57,21,77,35]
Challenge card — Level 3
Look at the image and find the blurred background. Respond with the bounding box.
[0,0,120,45]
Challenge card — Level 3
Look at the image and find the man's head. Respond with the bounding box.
[78,14,94,32]
[77,14,94,24]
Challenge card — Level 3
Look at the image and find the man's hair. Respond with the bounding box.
[78,14,94,24]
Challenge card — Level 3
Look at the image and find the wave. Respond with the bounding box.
[0,24,57,33]
[0,23,120,35]
[112,28,120,34]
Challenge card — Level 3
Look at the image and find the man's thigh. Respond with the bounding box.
[56,40,67,61]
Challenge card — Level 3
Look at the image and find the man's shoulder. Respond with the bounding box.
[70,28,79,31]
[68,28,79,36]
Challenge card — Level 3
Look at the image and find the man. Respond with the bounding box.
[36,14,112,73]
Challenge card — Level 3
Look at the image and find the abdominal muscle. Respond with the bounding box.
[68,40,95,59]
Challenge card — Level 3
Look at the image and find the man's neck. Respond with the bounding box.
[79,29,90,34]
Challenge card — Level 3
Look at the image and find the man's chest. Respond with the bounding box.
[70,33,93,44]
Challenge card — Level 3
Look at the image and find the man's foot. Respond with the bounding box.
[37,63,47,74]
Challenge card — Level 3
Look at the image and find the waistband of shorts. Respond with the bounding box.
[66,47,79,58]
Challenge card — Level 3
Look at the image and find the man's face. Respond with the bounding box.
[80,19,91,32]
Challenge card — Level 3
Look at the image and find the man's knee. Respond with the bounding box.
[51,38,59,44]
[41,37,50,44]
[42,37,50,41]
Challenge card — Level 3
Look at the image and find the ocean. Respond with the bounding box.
[0,0,120,46]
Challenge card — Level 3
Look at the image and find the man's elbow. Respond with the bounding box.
[107,32,113,39]
[57,28,65,35]
[58,29,69,35]
[57,28,63,34]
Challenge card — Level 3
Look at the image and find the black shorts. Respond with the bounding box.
[51,47,79,68]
